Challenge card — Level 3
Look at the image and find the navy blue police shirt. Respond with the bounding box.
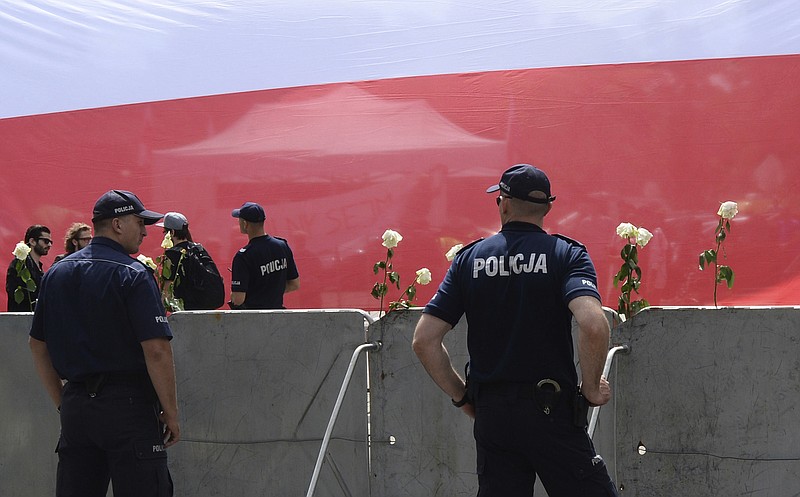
[231,235,299,309]
[423,221,601,388]
[29,237,172,382]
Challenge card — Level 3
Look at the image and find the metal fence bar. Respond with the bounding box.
[588,344,630,439]
[305,341,381,497]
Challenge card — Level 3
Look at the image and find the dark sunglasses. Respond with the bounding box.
[37,238,53,245]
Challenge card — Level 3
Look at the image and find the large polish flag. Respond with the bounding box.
[2,0,799,311]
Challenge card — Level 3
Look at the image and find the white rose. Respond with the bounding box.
[12,241,31,261]
[636,227,653,248]
[137,254,157,271]
[445,243,463,262]
[615,222,638,239]
[415,268,432,285]
[717,201,739,220]
[161,232,174,249]
[381,229,403,249]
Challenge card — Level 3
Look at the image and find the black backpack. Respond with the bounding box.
[169,242,226,310]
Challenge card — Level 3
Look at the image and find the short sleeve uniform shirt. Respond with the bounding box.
[231,235,299,309]
[29,237,172,381]
[423,221,601,388]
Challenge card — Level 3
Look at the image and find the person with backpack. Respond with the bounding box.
[157,212,225,310]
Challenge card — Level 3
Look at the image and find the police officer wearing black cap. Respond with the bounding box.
[229,201,300,309]
[29,189,180,497]
[413,165,619,496]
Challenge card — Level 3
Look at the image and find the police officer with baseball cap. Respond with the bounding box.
[229,201,300,309]
[413,165,619,496]
[30,189,180,497]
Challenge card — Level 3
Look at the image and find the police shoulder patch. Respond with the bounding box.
[553,233,586,249]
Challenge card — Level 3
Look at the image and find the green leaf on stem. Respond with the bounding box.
[389,299,412,311]
[615,265,630,281]
[718,266,735,288]
[698,249,716,270]
[14,287,25,304]
[630,298,650,315]
[162,259,172,280]
[371,282,387,299]
[388,271,400,289]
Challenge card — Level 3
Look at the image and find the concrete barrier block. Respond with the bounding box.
[613,307,800,496]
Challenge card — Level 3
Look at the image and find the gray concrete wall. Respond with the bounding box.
[613,307,800,497]
[0,313,59,497]
[3,307,799,497]
[1,310,371,497]
[367,310,475,496]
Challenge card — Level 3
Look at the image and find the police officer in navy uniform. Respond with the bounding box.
[413,164,619,496]
[229,201,300,309]
[29,189,180,497]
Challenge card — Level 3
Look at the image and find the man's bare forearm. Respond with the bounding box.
[141,337,181,446]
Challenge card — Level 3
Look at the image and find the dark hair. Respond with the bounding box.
[167,226,193,243]
[24,225,51,245]
[64,222,91,253]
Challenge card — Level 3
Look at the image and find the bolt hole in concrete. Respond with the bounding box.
[637,441,647,455]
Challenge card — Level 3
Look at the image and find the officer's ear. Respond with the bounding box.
[111,217,124,234]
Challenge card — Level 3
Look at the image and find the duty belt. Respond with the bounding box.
[475,379,590,427]
[534,379,561,415]
[71,372,151,398]
[535,379,590,427]
[474,379,569,413]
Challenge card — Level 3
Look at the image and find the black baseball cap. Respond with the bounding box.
[231,202,266,223]
[92,190,164,225]
[486,164,556,204]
